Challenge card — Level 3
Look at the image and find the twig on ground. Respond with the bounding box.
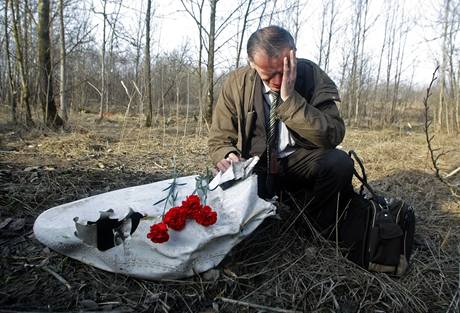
[216,296,302,313]
[41,265,72,290]
[445,167,460,179]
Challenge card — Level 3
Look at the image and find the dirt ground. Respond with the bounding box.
[1,111,460,312]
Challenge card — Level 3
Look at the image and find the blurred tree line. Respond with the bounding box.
[0,0,459,133]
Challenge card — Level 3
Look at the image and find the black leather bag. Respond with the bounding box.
[339,151,416,276]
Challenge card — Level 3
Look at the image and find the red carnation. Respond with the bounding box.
[147,222,169,243]
[195,205,217,226]
[163,206,187,231]
[182,195,203,219]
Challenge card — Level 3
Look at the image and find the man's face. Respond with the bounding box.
[249,48,291,92]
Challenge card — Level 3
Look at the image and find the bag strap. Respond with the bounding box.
[348,150,378,199]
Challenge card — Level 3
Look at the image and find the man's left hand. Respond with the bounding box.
[280,49,297,102]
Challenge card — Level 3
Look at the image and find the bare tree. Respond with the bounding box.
[318,0,336,72]
[4,0,17,123]
[181,0,249,122]
[447,2,460,133]
[389,5,409,124]
[344,0,368,125]
[235,0,253,68]
[10,0,33,125]
[438,0,451,132]
[106,0,122,115]
[318,0,327,69]
[370,1,390,126]
[59,0,68,122]
[38,0,63,127]
[424,66,460,197]
[94,0,108,120]
[206,0,217,121]
[256,0,267,29]
[324,0,336,72]
[267,0,277,25]
[180,0,206,131]
[291,0,302,43]
[456,55,460,133]
[353,0,369,125]
[144,0,153,127]
[384,1,397,117]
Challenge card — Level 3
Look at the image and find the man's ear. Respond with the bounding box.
[248,60,255,69]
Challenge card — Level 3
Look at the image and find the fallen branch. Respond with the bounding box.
[445,167,460,179]
[42,266,72,291]
[216,297,302,313]
[25,261,72,291]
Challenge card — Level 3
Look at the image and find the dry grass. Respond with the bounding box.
[1,111,460,312]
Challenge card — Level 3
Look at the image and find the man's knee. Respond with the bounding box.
[318,149,354,182]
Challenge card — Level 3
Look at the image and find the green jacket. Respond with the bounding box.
[208,59,345,165]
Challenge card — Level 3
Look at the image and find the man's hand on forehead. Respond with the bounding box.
[280,49,297,102]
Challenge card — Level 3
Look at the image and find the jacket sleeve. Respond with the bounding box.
[276,64,345,148]
[208,75,241,165]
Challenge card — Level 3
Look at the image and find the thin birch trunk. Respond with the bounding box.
[59,0,68,122]
[10,0,33,126]
[236,0,253,68]
[144,0,153,127]
[99,0,107,120]
[438,0,451,131]
[184,71,190,137]
[354,0,369,125]
[5,0,17,123]
[324,0,335,73]
[206,0,216,121]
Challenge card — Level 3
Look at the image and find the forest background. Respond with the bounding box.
[1,0,459,130]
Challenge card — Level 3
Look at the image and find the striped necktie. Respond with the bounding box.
[267,91,280,174]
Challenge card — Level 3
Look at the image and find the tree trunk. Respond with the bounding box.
[107,0,122,115]
[354,0,369,125]
[318,1,327,68]
[38,0,63,127]
[383,2,397,125]
[347,0,363,125]
[372,4,390,127]
[268,0,277,25]
[446,1,457,134]
[179,0,209,133]
[390,11,408,124]
[10,0,33,126]
[5,0,17,123]
[197,0,204,135]
[439,0,451,132]
[456,63,460,133]
[292,0,301,43]
[22,0,30,107]
[144,0,153,127]
[59,0,68,122]
[236,0,253,68]
[206,0,217,121]
[184,71,190,137]
[324,0,335,72]
[99,0,107,120]
[134,2,144,116]
[257,0,267,29]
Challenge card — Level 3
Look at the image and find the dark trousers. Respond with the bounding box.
[255,148,354,234]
